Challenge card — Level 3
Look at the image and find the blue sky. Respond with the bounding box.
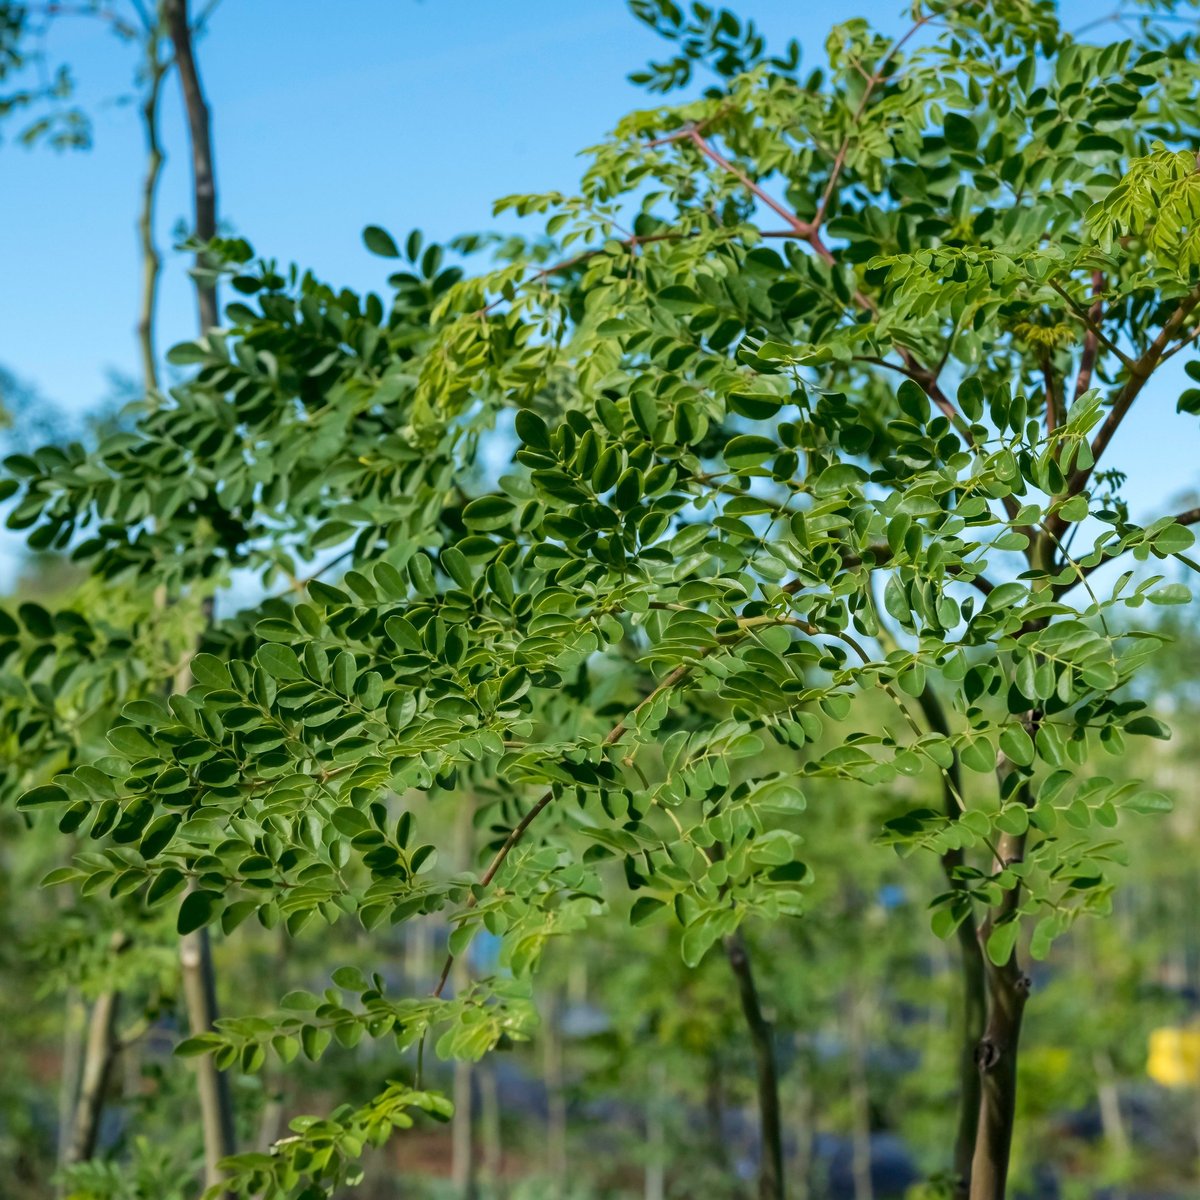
[1,0,1195,536]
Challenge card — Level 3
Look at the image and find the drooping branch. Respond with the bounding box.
[432,659,698,996]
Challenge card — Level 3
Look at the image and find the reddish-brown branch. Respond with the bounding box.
[1048,279,1132,371]
[1042,354,1061,436]
[1072,272,1105,403]
[684,129,813,238]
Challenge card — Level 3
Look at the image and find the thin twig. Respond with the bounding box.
[1048,279,1134,371]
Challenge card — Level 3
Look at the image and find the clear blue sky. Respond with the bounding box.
[2,0,1195,533]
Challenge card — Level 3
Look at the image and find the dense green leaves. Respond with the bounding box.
[6,3,1200,1195]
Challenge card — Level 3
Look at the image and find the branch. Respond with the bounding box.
[1072,271,1106,403]
[1042,353,1061,436]
[813,11,935,231]
[1048,282,1200,540]
[1054,505,1200,596]
[477,227,800,316]
[1048,279,1133,372]
[684,129,812,238]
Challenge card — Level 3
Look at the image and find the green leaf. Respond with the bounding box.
[463,495,515,531]
[985,920,1018,966]
[999,724,1035,767]
[363,225,400,257]
[944,112,978,151]
[256,644,305,681]
[724,435,778,471]
[17,783,67,810]
[177,890,221,935]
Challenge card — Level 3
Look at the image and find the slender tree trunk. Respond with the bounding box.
[543,989,568,1199]
[967,700,1043,1200]
[912,685,986,1196]
[847,992,874,1200]
[792,1066,814,1200]
[163,0,218,331]
[644,1060,667,1200]
[1093,1048,1129,1168]
[56,988,86,1195]
[180,919,237,1196]
[136,15,168,394]
[705,1051,730,1174]
[952,912,987,1195]
[65,931,131,1168]
[66,989,121,1165]
[479,1056,504,1199]
[724,929,785,1200]
[968,949,1028,1200]
[452,1053,477,1199]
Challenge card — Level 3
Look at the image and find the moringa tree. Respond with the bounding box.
[7,2,1200,1198]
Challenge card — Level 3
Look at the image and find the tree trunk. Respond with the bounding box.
[644,1060,667,1200]
[543,989,568,1199]
[968,719,1039,1200]
[792,1066,814,1200]
[724,929,785,1200]
[847,992,873,1200]
[66,988,121,1164]
[912,684,986,1196]
[705,1052,730,1174]
[180,921,237,1196]
[135,14,168,394]
[56,989,86,1194]
[479,1056,504,1198]
[952,914,988,1196]
[163,0,218,331]
[452,1054,477,1199]
[968,950,1028,1200]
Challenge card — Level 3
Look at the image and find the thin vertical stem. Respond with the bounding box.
[180,918,237,1196]
[724,929,785,1200]
[55,989,86,1195]
[66,990,121,1165]
[135,12,168,393]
